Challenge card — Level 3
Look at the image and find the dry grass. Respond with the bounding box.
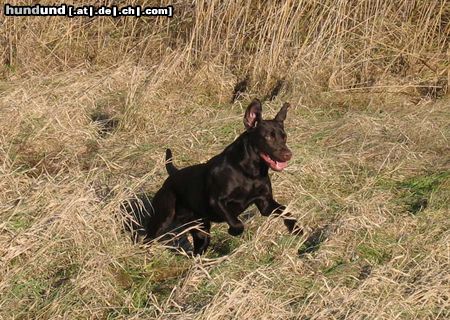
[1,0,449,319]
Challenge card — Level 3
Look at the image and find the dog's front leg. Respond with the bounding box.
[255,198,303,235]
[209,198,245,236]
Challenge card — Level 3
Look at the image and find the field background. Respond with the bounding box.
[1,0,449,319]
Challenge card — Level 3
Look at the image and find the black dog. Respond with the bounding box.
[125,99,301,255]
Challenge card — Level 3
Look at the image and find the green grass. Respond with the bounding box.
[357,243,392,265]
[398,171,450,213]
[6,214,33,232]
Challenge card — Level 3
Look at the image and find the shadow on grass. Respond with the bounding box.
[298,224,333,256]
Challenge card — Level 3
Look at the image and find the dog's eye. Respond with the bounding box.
[265,132,276,141]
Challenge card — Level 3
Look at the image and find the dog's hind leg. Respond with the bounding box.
[160,219,194,254]
[150,187,177,239]
[164,205,196,254]
[191,220,211,256]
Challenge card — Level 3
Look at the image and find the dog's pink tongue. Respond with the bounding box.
[260,153,288,171]
[274,160,288,171]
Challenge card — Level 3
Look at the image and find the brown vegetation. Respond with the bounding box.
[1,0,449,319]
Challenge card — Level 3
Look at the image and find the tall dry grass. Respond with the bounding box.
[0,1,449,319]
[2,0,449,89]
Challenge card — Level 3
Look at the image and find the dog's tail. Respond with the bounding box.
[165,148,178,176]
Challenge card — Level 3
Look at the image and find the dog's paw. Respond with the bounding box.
[228,225,244,236]
[284,219,303,236]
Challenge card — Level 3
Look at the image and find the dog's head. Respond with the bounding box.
[244,99,292,171]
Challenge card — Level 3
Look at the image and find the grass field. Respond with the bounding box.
[1,1,449,319]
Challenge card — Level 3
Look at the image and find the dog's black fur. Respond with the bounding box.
[124,99,301,255]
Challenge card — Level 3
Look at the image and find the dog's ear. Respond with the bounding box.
[244,99,262,129]
[274,102,290,122]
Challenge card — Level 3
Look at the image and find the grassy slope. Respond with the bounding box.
[1,1,449,319]
[1,67,448,319]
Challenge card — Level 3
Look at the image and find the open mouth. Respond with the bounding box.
[260,153,289,171]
